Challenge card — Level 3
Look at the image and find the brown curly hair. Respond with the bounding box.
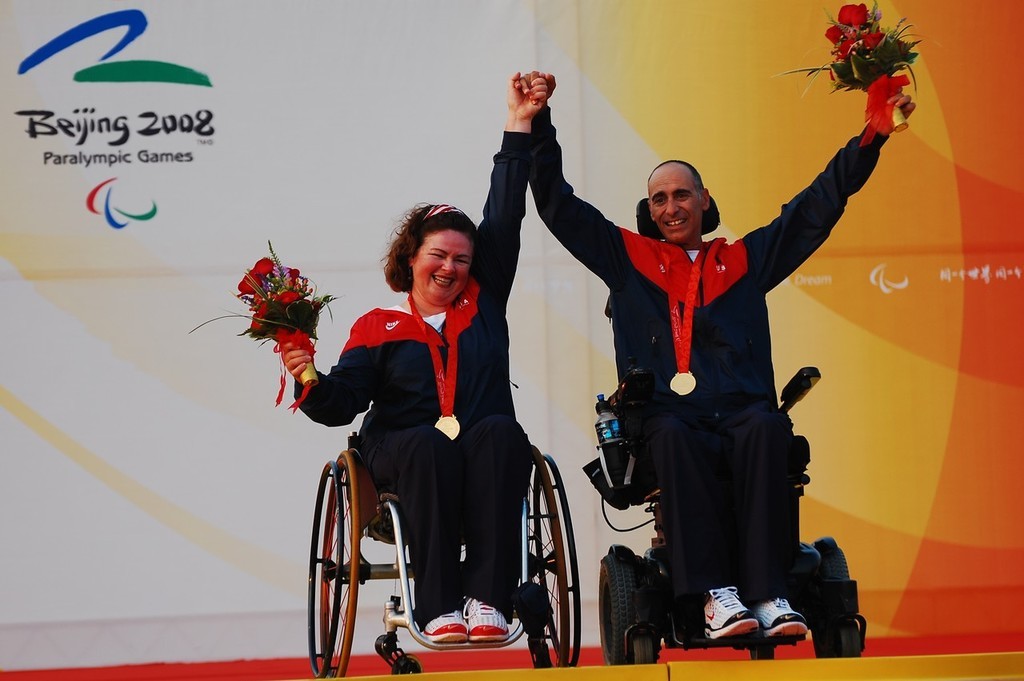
[383,204,477,292]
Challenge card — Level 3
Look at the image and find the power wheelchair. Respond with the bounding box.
[587,364,866,664]
[306,433,581,677]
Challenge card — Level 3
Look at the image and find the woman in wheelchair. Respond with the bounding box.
[281,72,550,644]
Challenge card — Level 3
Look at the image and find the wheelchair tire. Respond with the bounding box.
[390,654,422,675]
[539,452,582,665]
[526,448,578,667]
[598,553,638,665]
[811,543,863,659]
[834,620,862,658]
[820,543,850,582]
[308,450,362,678]
[631,631,658,665]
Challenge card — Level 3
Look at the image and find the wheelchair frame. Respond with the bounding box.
[595,366,867,664]
[306,437,581,677]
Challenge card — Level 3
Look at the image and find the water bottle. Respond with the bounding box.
[594,394,622,446]
[595,394,631,489]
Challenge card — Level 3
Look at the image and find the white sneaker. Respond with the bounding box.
[752,597,808,637]
[463,597,509,642]
[704,586,759,639]
[423,610,468,643]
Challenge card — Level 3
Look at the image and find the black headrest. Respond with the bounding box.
[635,196,720,238]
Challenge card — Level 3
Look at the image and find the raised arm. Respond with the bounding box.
[528,98,632,290]
[744,92,915,291]
[472,72,549,302]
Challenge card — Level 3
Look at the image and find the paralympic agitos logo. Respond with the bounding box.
[88,178,158,229]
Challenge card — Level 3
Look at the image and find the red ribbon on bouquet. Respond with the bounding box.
[273,328,317,412]
[862,72,909,146]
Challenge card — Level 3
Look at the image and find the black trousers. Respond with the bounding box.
[644,401,793,603]
[365,414,534,626]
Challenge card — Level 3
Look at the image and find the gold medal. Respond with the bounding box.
[435,415,460,440]
[670,371,697,395]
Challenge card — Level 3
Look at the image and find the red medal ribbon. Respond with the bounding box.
[667,248,704,375]
[408,295,461,420]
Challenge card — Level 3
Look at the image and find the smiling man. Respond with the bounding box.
[646,160,710,249]
[527,73,914,640]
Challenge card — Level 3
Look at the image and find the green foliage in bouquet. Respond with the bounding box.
[235,241,334,343]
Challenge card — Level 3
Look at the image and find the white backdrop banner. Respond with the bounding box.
[5,0,1023,671]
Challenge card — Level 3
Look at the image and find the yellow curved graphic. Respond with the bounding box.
[0,383,304,597]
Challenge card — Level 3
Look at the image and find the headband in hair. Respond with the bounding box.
[423,204,466,221]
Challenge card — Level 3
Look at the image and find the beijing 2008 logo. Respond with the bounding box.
[18,9,211,87]
[17,9,212,229]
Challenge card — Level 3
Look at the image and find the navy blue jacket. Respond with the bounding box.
[529,108,884,419]
[298,132,530,449]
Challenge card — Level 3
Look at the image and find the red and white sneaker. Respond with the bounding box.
[423,610,468,643]
[464,598,509,642]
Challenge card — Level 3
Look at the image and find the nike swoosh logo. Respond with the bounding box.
[386,321,400,331]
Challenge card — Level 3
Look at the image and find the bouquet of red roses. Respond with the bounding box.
[196,241,334,410]
[784,2,920,144]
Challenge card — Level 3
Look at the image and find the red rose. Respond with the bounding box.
[237,273,265,296]
[238,258,274,295]
[837,39,855,59]
[249,302,268,331]
[825,25,844,44]
[837,3,868,27]
[251,258,274,275]
[860,31,884,51]
[277,291,301,305]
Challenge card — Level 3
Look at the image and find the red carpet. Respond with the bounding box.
[3,635,1024,680]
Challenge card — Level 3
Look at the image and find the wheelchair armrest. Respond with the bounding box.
[779,367,821,414]
[609,365,655,412]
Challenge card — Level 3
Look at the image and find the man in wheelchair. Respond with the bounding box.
[527,76,914,646]
[589,363,809,640]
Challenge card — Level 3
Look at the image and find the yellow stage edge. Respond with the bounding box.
[323,652,1024,681]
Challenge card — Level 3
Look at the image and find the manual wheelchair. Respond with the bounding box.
[588,365,866,664]
[306,433,582,677]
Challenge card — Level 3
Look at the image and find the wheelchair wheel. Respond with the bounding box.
[598,553,638,665]
[540,452,582,665]
[390,654,422,675]
[833,620,862,658]
[811,543,863,659]
[308,450,362,677]
[526,449,580,667]
[631,631,658,665]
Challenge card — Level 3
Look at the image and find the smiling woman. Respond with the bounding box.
[406,217,474,311]
[276,72,552,645]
